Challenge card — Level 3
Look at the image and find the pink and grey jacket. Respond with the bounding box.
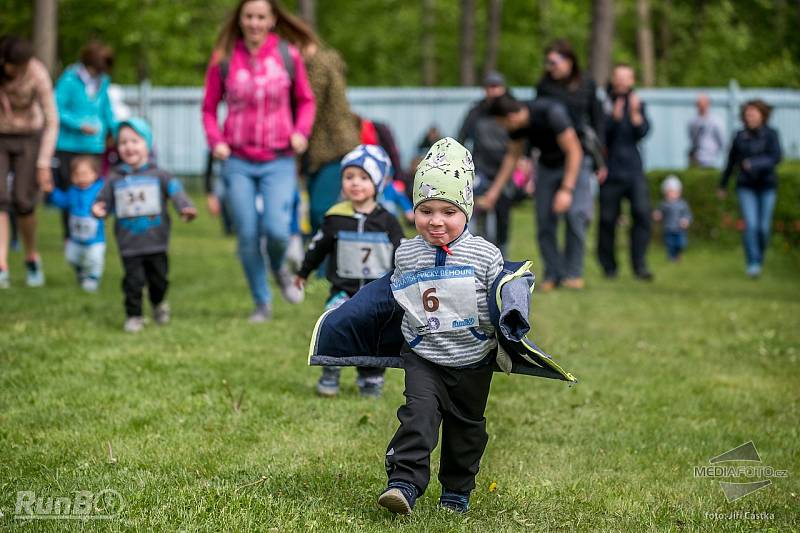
[202,35,315,162]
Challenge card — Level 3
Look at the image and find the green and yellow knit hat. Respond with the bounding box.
[413,137,475,221]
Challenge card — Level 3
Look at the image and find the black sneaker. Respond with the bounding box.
[357,375,384,398]
[378,481,418,515]
[439,489,470,513]
[634,270,654,281]
[316,367,341,397]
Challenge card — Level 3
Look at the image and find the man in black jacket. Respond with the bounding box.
[597,64,653,280]
[457,71,512,254]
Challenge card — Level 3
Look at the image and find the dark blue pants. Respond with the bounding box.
[663,230,687,260]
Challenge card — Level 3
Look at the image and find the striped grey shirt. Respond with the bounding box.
[391,230,503,367]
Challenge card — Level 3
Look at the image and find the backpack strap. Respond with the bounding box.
[219,57,229,98]
[277,39,295,83]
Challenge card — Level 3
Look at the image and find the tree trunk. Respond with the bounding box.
[33,0,58,75]
[588,0,614,87]
[538,0,550,45]
[459,0,476,86]
[422,0,436,86]
[636,0,655,87]
[484,0,502,77]
[299,0,317,31]
[657,0,672,85]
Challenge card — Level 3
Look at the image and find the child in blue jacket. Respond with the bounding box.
[48,155,106,291]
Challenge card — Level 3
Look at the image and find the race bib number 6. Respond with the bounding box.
[391,265,479,335]
[114,181,161,219]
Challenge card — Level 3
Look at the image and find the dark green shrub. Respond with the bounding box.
[647,161,800,248]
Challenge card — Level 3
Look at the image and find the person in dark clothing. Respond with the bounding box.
[296,145,404,398]
[535,39,606,178]
[597,64,653,281]
[457,70,513,254]
[488,93,585,291]
[718,99,782,278]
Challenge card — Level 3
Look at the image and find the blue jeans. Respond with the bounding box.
[737,187,776,268]
[663,230,687,260]
[224,156,297,305]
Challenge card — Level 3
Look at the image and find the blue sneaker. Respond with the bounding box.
[378,481,418,515]
[0,269,9,289]
[439,489,470,512]
[25,258,45,287]
[746,264,762,279]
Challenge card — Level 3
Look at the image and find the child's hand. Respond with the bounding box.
[652,210,662,222]
[294,275,305,289]
[679,218,690,229]
[180,206,197,222]
[92,201,107,218]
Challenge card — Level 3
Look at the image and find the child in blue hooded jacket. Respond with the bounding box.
[48,155,106,291]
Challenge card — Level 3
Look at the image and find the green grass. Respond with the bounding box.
[1,200,799,532]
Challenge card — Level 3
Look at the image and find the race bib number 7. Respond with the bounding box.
[337,231,394,280]
[391,265,479,335]
[114,181,161,219]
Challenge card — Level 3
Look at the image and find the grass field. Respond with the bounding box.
[1,199,799,531]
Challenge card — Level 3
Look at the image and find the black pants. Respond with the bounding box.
[121,252,169,317]
[597,176,651,274]
[385,349,494,495]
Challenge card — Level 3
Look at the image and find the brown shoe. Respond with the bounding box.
[562,277,585,290]
[539,280,557,293]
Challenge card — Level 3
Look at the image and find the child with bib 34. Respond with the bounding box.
[92,118,196,333]
[295,144,405,398]
[378,137,503,514]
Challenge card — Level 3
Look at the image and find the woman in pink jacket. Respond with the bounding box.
[202,0,316,322]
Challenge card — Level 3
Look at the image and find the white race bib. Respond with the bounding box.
[391,265,479,335]
[68,215,98,241]
[337,231,394,280]
[114,181,161,219]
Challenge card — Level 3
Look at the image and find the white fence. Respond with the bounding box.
[119,81,800,176]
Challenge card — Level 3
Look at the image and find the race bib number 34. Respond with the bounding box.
[391,265,479,334]
[114,181,161,219]
[337,231,394,280]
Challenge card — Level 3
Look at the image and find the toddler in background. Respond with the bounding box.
[49,155,105,291]
[653,174,692,261]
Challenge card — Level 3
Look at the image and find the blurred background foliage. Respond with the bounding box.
[2,0,799,88]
